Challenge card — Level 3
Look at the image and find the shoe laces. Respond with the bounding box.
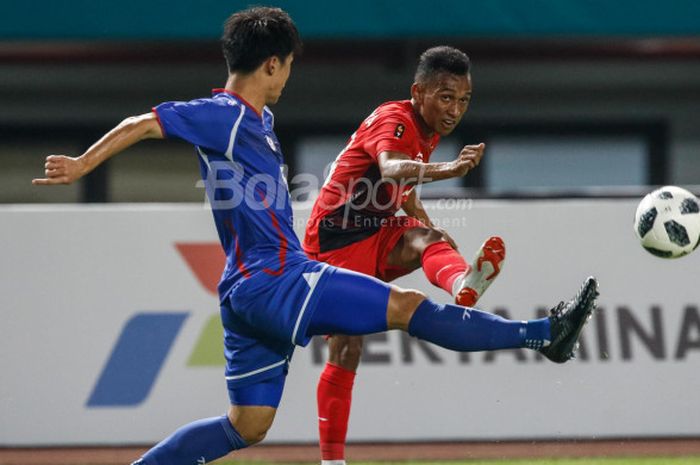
[549,301,568,319]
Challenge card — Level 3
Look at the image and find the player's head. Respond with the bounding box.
[411,46,472,136]
[222,7,302,104]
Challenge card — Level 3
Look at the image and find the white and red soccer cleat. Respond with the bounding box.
[453,236,506,307]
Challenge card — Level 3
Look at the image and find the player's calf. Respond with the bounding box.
[417,233,506,308]
[317,362,355,464]
[131,413,248,465]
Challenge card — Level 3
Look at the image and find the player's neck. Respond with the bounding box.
[410,99,435,138]
[224,74,266,115]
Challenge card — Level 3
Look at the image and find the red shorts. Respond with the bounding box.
[307,216,426,282]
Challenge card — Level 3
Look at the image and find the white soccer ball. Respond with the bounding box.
[634,185,700,258]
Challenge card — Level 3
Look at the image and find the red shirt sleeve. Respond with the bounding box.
[363,116,418,161]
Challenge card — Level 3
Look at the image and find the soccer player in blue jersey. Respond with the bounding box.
[34,7,598,465]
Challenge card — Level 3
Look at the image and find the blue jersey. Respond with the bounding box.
[154,90,305,300]
[153,89,393,391]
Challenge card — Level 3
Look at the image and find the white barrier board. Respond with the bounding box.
[1,200,699,445]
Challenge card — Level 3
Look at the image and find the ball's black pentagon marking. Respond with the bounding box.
[637,207,657,238]
[680,197,700,214]
[644,246,673,258]
[664,220,690,247]
[657,191,674,199]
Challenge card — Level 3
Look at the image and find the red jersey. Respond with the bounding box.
[303,100,440,254]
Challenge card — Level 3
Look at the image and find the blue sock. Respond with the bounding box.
[523,316,552,350]
[133,415,247,465]
[407,299,550,351]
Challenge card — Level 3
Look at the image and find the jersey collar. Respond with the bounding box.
[212,89,262,118]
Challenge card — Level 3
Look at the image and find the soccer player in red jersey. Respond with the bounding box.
[303,46,505,465]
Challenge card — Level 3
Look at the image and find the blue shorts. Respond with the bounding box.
[221,254,391,406]
[221,256,334,390]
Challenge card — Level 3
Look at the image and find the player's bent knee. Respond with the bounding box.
[224,423,268,446]
[242,428,268,445]
[231,422,269,445]
[227,405,276,446]
[386,287,427,331]
[423,227,448,245]
[329,335,363,371]
[403,227,448,263]
[343,337,363,361]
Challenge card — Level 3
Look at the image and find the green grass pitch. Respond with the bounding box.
[218,459,700,465]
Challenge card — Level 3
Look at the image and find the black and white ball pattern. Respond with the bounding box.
[634,186,700,258]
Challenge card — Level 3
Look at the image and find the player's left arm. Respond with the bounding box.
[401,187,459,250]
[33,112,163,185]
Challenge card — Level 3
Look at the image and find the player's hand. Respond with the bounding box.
[451,143,485,177]
[32,155,87,185]
[432,226,459,250]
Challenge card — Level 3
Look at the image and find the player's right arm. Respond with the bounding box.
[377,142,484,185]
[33,112,163,185]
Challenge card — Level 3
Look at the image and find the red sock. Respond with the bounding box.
[421,241,468,295]
[317,362,355,461]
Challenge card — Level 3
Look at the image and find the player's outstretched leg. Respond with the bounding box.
[307,267,598,361]
[407,276,598,360]
[453,236,506,306]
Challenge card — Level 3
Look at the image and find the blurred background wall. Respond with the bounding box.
[1,0,699,203]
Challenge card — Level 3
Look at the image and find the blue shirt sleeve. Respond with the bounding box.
[153,98,242,154]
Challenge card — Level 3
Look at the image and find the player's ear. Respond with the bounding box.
[264,56,278,76]
[410,82,423,102]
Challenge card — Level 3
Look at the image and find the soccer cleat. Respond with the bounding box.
[454,236,506,307]
[455,287,479,307]
[539,276,599,363]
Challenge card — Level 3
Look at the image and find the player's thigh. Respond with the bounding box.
[306,265,427,335]
[314,249,372,368]
[226,373,286,444]
[227,372,286,408]
[306,266,392,337]
[221,302,294,396]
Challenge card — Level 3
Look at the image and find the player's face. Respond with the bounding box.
[413,72,472,136]
[267,53,294,105]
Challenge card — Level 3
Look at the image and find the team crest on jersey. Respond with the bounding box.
[394,124,405,138]
[265,135,277,152]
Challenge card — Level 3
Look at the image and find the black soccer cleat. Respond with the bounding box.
[539,276,599,363]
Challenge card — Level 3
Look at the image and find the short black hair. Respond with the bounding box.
[222,7,302,74]
[414,46,471,84]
